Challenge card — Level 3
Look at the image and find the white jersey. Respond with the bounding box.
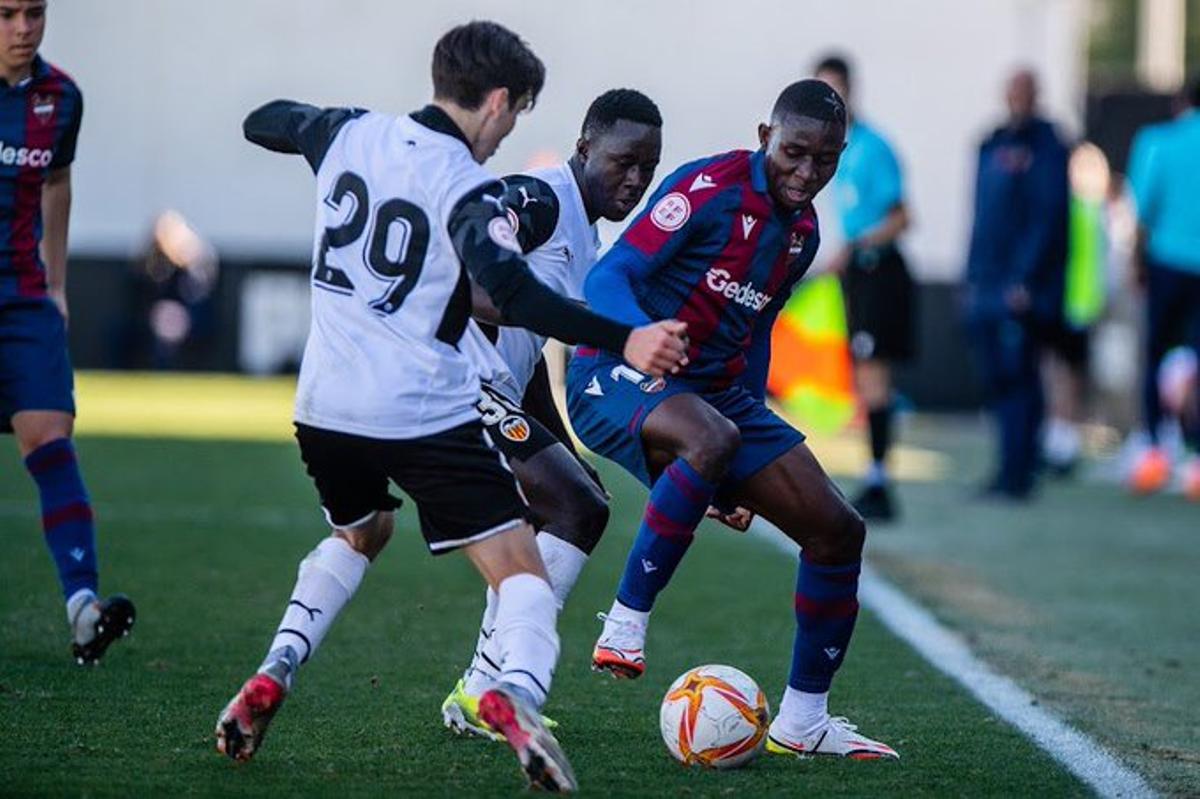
[293,111,496,439]
[459,162,601,402]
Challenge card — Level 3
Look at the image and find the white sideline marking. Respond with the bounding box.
[750,521,1157,799]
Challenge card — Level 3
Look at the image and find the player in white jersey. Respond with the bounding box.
[212,23,687,793]
[442,90,666,738]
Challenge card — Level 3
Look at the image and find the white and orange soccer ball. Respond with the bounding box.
[659,664,770,769]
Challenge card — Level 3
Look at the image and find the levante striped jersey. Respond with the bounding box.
[0,55,82,305]
[583,148,820,396]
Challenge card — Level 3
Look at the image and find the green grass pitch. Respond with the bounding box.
[0,428,1087,796]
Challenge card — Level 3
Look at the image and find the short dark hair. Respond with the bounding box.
[580,88,662,137]
[431,21,546,111]
[813,53,852,89]
[771,79,847,125]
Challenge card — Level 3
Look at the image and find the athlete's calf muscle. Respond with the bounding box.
[464,522,548,589]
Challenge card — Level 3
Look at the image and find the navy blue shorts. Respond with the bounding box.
[566,349,804,489]
[0,299,75,433]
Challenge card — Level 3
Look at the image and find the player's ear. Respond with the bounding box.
[485,87,510,117]
[757,123,772,150]
[575,136,589,163]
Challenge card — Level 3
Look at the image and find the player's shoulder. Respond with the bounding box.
[504,168,563,208]
[1029,117,1071,152]
[36,57,80,96]
[501,169,563,254]
[639,150,753,227]
[659,149,754,194]
[851,120,899,160]
[1130,120,1170,159]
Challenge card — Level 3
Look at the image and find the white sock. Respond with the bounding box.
[264,536,368,670]
[1044,418,1081,465]
[776,687,829,738]
[494,573,560,709]
[464,535,588,698]
[66,588,96,627]
[537,533,589,608]
[606,598,649,628]
[463,587,501,696]
[66,588,98,644]
[865,461,888,487]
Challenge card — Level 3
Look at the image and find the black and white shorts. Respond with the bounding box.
[477,381,560,463]
[294,421,529,554]
[841,244,916,363]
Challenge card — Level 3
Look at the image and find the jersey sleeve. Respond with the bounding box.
[447,180,631,354]
[584,161,725,326]
[242,100,366,173]
[500,174,561,253]
[49,84,82,170]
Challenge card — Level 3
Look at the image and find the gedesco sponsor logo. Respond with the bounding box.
[704,268,772,311]
[0,142,53,168]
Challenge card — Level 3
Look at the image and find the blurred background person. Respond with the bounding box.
[117,210,218,370]
[1125,76,1200,499]
[963,68,1071,501]
[813,53,914,522]
[1040,141,1113,476]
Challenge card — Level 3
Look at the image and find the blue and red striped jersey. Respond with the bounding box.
[584,149,820,394]
[0,55,82,305]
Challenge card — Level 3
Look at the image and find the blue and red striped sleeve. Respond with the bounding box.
[584,153,742,326]
[48,69,81,170]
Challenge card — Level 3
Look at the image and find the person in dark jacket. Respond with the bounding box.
[963,69,1070,500]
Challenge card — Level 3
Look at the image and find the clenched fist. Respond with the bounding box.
[623,319,688,377]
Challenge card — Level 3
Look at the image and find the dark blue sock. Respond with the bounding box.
[25,439,98,599]
[789,556,860,693]
[616,459,716,612]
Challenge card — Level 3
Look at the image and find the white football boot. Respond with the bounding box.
[766,715,899,760]
[590,611,646,679]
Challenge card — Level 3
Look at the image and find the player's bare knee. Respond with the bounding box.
[681,418,741,479]
[564,485,610,554]
[537,478,609,554]
[836,507,867,560]
[335,512,394,561]
[12,413,73,458]
[802,506,865,563]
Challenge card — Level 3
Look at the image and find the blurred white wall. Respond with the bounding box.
[45,0,1086,280]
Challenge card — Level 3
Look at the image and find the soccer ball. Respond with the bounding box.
[659,664,770,768]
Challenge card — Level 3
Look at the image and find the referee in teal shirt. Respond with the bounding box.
[1127,77,1200,496]
[815,54,914,521]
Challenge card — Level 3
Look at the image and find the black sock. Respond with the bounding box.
[868,406,893,470]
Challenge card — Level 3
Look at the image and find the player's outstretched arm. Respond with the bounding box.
[448,183,686,376]
[242,100,364,172]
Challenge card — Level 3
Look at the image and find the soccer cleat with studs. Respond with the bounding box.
[478,684,577,792]
[765,715,899,760]
[442,677,557,740]
[72,594,136,666]
[590,611,646,679]
[215,661,290,763]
